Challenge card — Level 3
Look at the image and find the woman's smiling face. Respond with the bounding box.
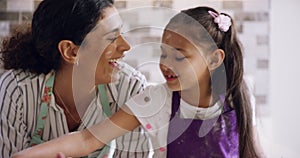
[77,6,130,85]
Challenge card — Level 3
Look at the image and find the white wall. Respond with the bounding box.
[269,0,300,157]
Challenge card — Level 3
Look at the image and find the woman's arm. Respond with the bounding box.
[12,107,141,158]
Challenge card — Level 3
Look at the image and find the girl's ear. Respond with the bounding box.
[207,49,225,71]
[58,40,79,65]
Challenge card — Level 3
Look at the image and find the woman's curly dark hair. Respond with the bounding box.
[0,0,114,74]
[1,24,38,72]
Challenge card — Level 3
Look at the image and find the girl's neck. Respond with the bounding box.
[179,83,217,108]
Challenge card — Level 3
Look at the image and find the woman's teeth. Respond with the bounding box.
[109,58,119,63]
[109,58,125,70]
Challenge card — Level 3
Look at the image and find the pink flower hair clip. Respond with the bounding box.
[208,10,232,32]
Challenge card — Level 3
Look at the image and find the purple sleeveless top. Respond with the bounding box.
[167,92,239,158]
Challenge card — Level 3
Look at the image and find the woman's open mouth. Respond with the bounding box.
[108,58,124,70]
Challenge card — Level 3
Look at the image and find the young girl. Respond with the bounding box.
[13,6,261,158]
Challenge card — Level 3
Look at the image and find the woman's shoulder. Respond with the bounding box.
[0,69,50,89]
[110,62,147,95]
[117,62,146,82]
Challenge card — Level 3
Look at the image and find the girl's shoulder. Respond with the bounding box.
[127,83,171,108]
[125,83,172,128]
[144,83,171,97]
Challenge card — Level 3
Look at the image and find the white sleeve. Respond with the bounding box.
[125,84,170,151]
[109,62,151,157]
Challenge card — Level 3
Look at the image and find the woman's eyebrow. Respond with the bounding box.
[103,24,124,35]
[90,23,123,34]
[103,27,119,36]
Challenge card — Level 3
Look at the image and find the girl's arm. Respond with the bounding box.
[12,107,140,158]
[253,126,266,158]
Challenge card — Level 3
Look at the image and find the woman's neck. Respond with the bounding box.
[54,68,96,117]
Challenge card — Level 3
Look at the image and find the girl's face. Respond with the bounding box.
[78,6,130,85]
[160,30,210,91]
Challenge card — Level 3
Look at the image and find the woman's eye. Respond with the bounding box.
[108,37,118,43]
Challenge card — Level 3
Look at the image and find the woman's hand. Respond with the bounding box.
[12,108,139,158]
[56,152,71,158]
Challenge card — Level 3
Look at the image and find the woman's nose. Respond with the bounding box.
[116,35,130,53]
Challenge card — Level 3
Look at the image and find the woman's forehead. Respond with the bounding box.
[93,7,122,34]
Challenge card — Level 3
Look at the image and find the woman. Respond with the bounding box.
[0,0,151,157]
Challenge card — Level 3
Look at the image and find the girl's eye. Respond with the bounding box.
[175,57,186,61]
[160,54,167,59]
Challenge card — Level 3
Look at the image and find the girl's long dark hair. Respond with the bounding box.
[168,6,259,158]
[0,0,114,74]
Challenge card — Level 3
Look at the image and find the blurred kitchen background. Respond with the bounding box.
[0,0,299,157]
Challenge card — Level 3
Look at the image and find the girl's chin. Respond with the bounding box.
[166,83,181,91]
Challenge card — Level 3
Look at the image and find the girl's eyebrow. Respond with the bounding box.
[161,45,183,52]
[175,48,183,51]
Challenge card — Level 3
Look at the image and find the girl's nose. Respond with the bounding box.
[159,62,174,73]
[160,55,174,70]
